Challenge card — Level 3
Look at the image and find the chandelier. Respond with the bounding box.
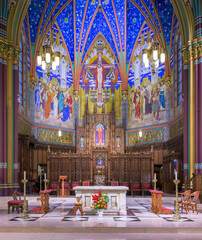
[142,40,165,69]
[36,1,60,76]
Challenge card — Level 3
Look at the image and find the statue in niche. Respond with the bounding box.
[96,123,105,146]
[116,136,121,148]
[80,136,84,148]
[59,55,68,89]
[158,82,166,110]
[132,43,142,88]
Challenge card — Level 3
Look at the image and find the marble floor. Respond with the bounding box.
[0,195,202,240]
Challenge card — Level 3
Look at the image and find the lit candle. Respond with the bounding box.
[175,171,178,180]
[154,173,156,180]
[24,171,26,180]
[44,173,46,180]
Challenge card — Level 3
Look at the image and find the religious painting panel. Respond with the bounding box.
[32,29,74,129]
[95,123,105,146]
[79,36,121,118]
[127,24,167,129]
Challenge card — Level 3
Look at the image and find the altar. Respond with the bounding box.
[73,186,128,215]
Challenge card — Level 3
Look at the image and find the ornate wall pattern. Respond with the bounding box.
[18,117,32,136]
[170,116,183,139]
[127,128,164,146]
[37,128,74,145]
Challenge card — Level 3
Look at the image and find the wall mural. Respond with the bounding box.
[95,123,105,146]
[127,25,167,129]
[33,29,74,129]
[80,37,121,111]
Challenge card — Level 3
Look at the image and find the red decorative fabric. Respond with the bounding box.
[162,207,171,211]
[31,206,41,211]
[83,181,89,186]
[142,183,151,189]
[8,200,23,204]
[150,190,163,194]
[131,183,141,190]
[64,183,69,189]
[50,183,58,189]
[39,190,49,194]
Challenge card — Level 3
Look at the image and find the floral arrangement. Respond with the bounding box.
[92,190,109,210]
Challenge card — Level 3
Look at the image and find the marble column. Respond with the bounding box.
[198,43,202,173]
[189,45,195,179]
[0,46,7,195]
[122,90,128,128]
[182,51,189,178]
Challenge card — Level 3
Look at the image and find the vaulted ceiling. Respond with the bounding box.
[28,0,174,65]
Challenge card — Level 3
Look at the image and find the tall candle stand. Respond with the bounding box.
[21,179,29,219]
[40,168,42,192]
[173,179,181,220]
[44,179,48,191]
[152,179,157,191]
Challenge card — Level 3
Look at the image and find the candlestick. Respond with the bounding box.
[44,178,48,191]
[175,171,178,180]
[152,179,158,191]
[21,178,29,219]
[40,168,42,192]
[173,179,181,221]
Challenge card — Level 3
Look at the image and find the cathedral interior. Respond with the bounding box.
[0,0,202,239]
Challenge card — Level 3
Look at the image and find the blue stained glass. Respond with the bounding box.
[178,94,182,105]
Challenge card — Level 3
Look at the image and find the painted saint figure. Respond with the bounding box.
[96,123,105,146]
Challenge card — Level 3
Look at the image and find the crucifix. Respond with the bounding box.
[85,51,115,95]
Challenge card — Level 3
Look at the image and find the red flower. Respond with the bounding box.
[98,190,102,198]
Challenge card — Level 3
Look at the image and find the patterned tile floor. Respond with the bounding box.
[1,195,202,239]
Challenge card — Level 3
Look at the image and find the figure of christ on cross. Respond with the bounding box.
[85,52,115,94]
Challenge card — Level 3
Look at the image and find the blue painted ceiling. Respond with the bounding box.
[28,0,174,63]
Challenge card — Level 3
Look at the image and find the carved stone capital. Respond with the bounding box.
[29,76,36,90]
[165,76,171,89]
[7,46,14,60]
[122,90,128,101]
[188,45,194,60]
[73,90,79,101]
[182,49,189,63]
[13,51,20,65]
[0,42,7,59]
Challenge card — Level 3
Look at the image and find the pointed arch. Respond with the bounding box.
[127,21,146,79]
[80,33,120,72]
[55,21,74,82]
[7,0,31,45]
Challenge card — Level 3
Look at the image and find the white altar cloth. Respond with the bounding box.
[73,186,128,215]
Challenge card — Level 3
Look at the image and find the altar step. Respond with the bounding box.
[1,227,202,234]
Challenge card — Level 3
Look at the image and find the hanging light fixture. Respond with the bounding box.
[143,40,165,69]
[139,129,142,137]
[36,1,60,75]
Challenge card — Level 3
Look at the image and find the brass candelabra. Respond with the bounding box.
[44,179,48,191]
[21,179,29,219]
[173,179,181,220]
[152,179,157,191]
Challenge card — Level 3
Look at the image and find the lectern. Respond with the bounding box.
[59,176,68,197]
